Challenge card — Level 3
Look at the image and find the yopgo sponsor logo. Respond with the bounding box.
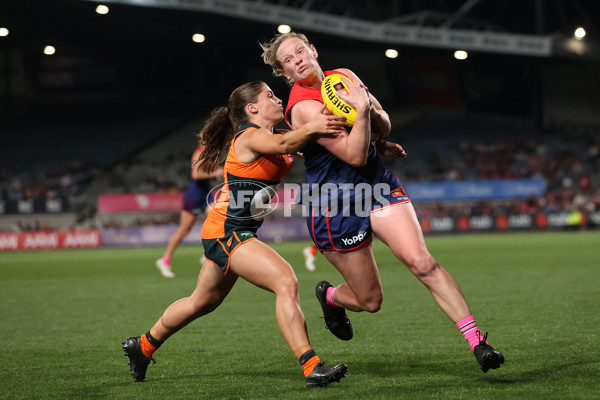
[339,229,369,249]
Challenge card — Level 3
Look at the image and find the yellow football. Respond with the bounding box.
[320,73,357,127]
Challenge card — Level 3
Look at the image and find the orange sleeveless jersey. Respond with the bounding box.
[200,123,294,239]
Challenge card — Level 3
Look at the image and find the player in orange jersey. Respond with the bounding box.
[122,81,351,388]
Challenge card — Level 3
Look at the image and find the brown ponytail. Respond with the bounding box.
[196,81,265,172]
[196,106,232,171]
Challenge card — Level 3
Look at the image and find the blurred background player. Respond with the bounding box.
[155,145,223,278]
[303,245,317,271]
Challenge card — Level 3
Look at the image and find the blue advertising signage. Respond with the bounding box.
[404,178,546,202]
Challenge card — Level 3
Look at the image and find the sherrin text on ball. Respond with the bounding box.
[320,73,357,127]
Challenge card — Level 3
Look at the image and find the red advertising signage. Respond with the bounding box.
[0,230,101,251]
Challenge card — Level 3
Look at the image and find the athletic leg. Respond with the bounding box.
[156,210,197,277]
[371,203,470,322]
[229,239,311,357]
[321,241,383,313]
[315,243,381,341]
[123,260,237,381]
[371,203,503,371]
[164,210,197,260]
[230,240,347,386]
[151,259,238,341]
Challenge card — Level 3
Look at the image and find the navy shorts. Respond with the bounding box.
[202,231,257,274]
[182,182,212,215]
[307,173,410,252]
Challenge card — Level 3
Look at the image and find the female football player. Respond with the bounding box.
[155,145,223,278]
[122,81,356,388]
[260,32,504,373]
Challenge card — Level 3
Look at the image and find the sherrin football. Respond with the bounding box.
[320,73,357,127]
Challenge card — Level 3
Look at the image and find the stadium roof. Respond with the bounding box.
[1,0,598,57]
[1,0,598,121]
[81,0,598,58]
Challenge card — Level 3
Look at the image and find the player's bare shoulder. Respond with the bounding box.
[291,99,323,128]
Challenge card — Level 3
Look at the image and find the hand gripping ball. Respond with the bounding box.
[320,73,357,127]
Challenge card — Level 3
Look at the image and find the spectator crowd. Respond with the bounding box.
[2,124,599,231]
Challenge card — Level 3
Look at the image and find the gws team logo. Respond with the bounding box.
[206,180,280,221]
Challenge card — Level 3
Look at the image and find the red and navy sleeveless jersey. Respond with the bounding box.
[285,70,386,206]
[201,123,293,239]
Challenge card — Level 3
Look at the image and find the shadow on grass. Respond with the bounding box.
[344,357,593,394]
[95,353,596,399]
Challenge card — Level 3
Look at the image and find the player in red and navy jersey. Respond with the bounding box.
[287,69,410,252]
[261,32,504,373]
[155,145,223,278]
[122,81,349,388]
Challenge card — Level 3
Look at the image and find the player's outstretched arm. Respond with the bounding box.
[238,109,346,158]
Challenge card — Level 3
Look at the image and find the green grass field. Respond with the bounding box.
[1,231,599,399]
